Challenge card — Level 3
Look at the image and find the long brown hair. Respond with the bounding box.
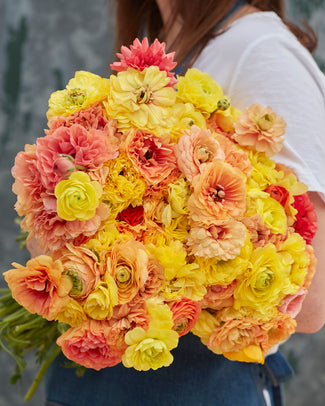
[113,0,317,67]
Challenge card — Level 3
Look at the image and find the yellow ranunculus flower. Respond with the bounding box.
[176,68,229,117]
[147,240,206,301]
[56,297,87,327]
[47,71,110,118]
[83,276,118,320]
[246,150,282,190]
[122,301,179,371]
[191,310,219,345]
[168,102,206,142]
[104,66,176,134]
[103,152,146,216]
[55,171,102,221]
[234,244,291,319]
[246,189,287,235]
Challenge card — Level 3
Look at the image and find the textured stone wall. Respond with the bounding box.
[0,1,324,405]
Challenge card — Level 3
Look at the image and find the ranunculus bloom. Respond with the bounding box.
[265,185,291,211]
[278,289,307,318]
[261,313,296,354]
[200,282,237,311]
[233,104,286,157]
[107,240,149,304]
[37,123,118,190]
[55,172,102,221]
[188,161,246,226]
[116,205,144,227]
[110,37,177,86]
[53,244,101,300]
[4,255,72,320]
[187,220,247,260]
[124,128,177,185]
[241,214,271,247]
[292,193,318,244]
[57,319,122,370]
[137,257,165,300]
[169,298,201,337]
[175,126,225,183]
[303,244,317,289]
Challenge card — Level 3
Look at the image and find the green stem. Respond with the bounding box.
[0,291,13,303]
[24,344,61,402]
[0,308,27,325]
[14,316,44,335]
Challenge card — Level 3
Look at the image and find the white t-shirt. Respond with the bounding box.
[193,11,325,202]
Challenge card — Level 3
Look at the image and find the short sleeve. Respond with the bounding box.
[226,32,325,201]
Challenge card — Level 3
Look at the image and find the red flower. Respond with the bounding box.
[117,205,144,227]
[292,193,318,244]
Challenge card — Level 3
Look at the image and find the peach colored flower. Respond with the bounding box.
[169,298,201,337]
[144,167,181,200]
[107,301,150,353]
[278,289,307,318]
[200,282,237,311]
[187,220,247,260]
[57,319,122,370]
[241,214,272,247]
[124,128,177,185]
[214,134,252,177]
[187,161,246,226]
[175,126,225,183]
[233,104,286,157]
[110,37,177,86]
[53,244,100,300]
[107,240,149,304]
[260,313,296,354]
[37,124,119,190]
[137,257,165,300]
[12,144,44,216]
[4,255,72,320]
[206,313,263,354]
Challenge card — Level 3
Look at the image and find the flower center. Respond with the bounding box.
[115,265,132,284]
[195,145,212,163]
[144,149,153,160]
[136,86,152,104]
[69,88,86,105]
[217,98,230,111]
[211,186,226,201]
[257,114,273,131]
[64,268,84,296]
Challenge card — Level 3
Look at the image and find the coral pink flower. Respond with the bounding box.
[53,244,100,300]
[233,104,286,157]
[108,301,150,353]
[261,313,296,354]
[57,320,122,370]
[175,126,225,183]
[278,289,307,318]
[46,102,116,134]
[124,128,177,185]
[201,282,237,311]
[37,124,119,190]
[12,144,44,216]
[215,134,252,177]
[187,220,246,260]
[110,37,177,86]
[4,255,72,321]
[188,161,246,226]
[137,257,165,300]
[292,193,318,244]
[169,298,201,337]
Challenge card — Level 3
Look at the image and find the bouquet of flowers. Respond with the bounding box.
[0,38,318,399]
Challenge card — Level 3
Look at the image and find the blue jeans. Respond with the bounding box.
[45,333,293,406]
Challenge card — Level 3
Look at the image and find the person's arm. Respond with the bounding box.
[295,191,325,333]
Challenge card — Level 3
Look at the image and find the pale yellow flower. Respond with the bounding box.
[47,71,110,118]
[55,171,102,221]
[105,66,176,133]
[246,150,282,191]
[56,297,88,327]
[191,310,219,345]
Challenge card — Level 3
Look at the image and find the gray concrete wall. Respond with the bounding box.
[0,1,324,405]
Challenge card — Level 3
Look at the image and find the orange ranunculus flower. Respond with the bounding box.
[169,298,201,337]
[53,244,100,301]
[107,240,149,304]
[260,312,296,354]
[4,255,72,320]
[188,161,246,226]
[200,282,237,311]
[57,319,122,370]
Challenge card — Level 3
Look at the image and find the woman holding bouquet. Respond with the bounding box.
[44,0,325,405]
